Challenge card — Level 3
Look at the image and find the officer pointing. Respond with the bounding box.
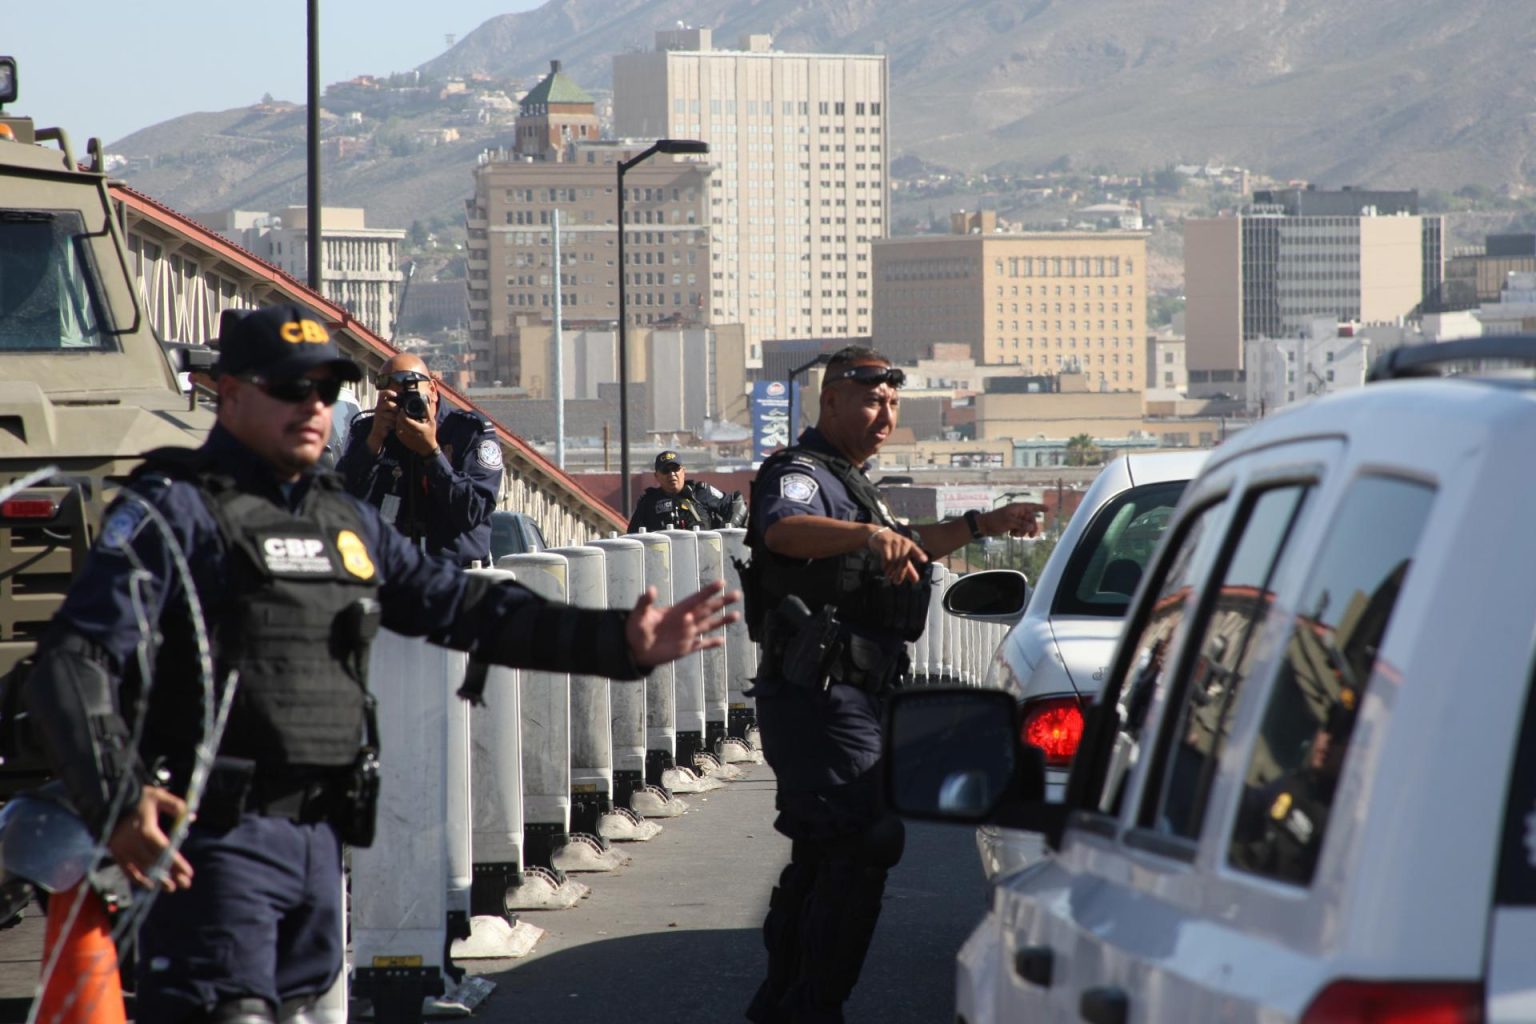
[740,345,1042,1024]
[337,352,502,566]
[22,303,737,1024]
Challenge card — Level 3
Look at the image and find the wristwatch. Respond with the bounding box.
[964,508,985,540]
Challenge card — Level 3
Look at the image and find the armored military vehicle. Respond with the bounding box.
[0,57,214,724]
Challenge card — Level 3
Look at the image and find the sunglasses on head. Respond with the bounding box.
[374,370,431,389]
[826,364,906,389]
[240,373,343,406]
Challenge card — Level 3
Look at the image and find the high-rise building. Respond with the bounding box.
[1184,188,1444,385]
[872,212,1148,392]
[613,28,888,364]
[465,61,713,387]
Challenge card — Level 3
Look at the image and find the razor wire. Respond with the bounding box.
[25,483,232,1024]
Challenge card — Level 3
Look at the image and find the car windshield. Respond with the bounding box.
[0,209,115,351]
[1053,479,1189,619]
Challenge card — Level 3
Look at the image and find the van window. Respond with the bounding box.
[1228,475,1434,885]
[1054,480,1189,619]
[1091,495,1230,817]
[1137,484,1312,842]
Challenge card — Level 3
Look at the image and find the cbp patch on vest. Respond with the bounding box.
[780,473,819,504]
[476,440,503,469]
[99,503,148,551]
[335,529,376,580]
[260,535,335,575]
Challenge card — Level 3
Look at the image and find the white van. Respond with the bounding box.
[889,338,1536,1023]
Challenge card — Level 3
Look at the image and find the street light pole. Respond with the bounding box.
[616,137,709,514]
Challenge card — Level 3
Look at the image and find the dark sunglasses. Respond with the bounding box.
[241,374,343,406]
[826,364,906,389]
[374,370,431,389]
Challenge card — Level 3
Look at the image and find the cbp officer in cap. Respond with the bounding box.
[21,302,738,1024]
[627,450,744,533]
[740,345,1044,1024]
[337,351,502,566]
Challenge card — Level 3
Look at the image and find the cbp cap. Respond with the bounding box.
[211,303,363,382]
[655,450,683,471]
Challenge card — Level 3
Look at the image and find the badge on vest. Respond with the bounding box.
[335,529,376,580]
[259,534,337,575]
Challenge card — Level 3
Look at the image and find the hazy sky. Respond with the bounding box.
[8,0,544,145]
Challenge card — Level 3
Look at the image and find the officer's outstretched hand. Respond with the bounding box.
[626,579,741,667]
[109,785,195,892]
[987,502,1048,538]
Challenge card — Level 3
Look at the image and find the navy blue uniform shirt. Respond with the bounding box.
[750,426,913,791]
[336,405,501,566]
[59,424,542,672]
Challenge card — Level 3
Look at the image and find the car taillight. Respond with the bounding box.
[1020,696,1084,768]
[0,497,57,520]
[1300,980,1483,1023]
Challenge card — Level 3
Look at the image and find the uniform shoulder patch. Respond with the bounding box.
[475,439,504,469]
[99,502,149,551]
[779,473,819,504]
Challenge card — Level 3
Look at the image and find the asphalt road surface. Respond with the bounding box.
[466,761,990,1023]
[0,760,991,1022]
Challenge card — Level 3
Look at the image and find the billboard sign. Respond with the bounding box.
[750,380,798,462]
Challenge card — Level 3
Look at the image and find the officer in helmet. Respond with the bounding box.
[21,303,737,1024]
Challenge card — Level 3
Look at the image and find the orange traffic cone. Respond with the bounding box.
[35,882,127,1024]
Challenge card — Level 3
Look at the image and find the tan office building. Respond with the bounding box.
[613,28,888,364]
[466,140,712,387]
[872,213,1148,392]
[1184,188,1443,380]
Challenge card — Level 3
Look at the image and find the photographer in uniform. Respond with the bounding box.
[21,303,737,1024]
[337,352,501,567]
[627,450,746,533]
[739,345,1043,1023]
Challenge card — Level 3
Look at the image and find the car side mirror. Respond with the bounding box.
[885,687,1059,832]
[942,569,1031,623]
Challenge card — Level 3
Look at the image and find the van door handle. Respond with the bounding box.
[1013,945,1053,987]
[1080,985,1128,1024]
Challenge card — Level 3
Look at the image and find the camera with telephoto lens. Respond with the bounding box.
[395,378,429,422]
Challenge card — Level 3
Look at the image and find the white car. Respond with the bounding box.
[889,336,1536,1023]
[947,451,1208,879]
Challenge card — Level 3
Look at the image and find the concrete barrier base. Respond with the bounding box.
[552,833,630,872]
[598,806,663,841]
[450,916,544,960]
[504,865,589,910]
[661,765,726,793]
[630,784,689,818]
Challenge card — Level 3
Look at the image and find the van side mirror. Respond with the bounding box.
[885,687,1052,826]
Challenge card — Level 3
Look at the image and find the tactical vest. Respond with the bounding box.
[744,445,932,643]
[131,449,382,774]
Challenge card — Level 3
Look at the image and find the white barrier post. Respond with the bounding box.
[935,566,956,684]
[693,530,730,754]
[632,532,678,788]
[718,528,758,743]
[351,630,458,1013]
[660,529,706,773]
[920,568,943,686]
[457,568,541,956]
[543,545,629,869]
[585,538,647,810]
[495,552,585,906]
